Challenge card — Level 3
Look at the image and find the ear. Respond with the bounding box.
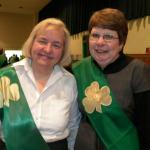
[119,42,124,52]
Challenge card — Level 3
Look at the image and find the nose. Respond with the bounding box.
[97,36,105,44]
[44,43,52,52]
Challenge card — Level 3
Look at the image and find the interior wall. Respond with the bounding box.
[1,13,150,55]
[124,15,150,54]
[70,15,150,58]
[0,12,38,50]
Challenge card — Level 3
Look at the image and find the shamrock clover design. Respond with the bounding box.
[0,76,20,108]
[82,81,112,113]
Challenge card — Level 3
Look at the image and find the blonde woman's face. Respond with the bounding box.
[31,26,65,69]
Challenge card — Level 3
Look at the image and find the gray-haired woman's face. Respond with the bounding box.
[89,27,123,68]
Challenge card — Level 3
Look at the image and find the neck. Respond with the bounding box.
[100,54,120,69]
[32,64,53,92]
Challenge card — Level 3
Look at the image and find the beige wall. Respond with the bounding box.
[70,34,83,56]
[124,16,150,54]
[1,13,150,55]
[0,12,38,50]
[70,15,150,58]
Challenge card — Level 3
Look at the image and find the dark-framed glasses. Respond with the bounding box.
[90,33,119,42]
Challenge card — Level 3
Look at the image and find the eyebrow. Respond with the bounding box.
[36,36,47,40]
[91,32,117,35]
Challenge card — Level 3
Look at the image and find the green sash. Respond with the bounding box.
[72,56,139,150]
[0,67,49,150]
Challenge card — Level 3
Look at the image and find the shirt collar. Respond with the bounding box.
[93,53,133,74]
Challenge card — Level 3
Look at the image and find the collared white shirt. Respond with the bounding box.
[0,58,81,150]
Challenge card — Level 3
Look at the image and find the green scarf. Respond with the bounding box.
[72,56,139,150]
[0,67,49,150]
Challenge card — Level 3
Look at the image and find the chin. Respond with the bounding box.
[37,61,50,66]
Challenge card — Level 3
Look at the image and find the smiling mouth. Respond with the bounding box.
[38,53,54,59]
[95,49,108,53]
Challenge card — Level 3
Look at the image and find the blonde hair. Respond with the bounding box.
[22,18,71,66]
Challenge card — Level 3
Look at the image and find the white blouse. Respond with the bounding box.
[0,58,81,150]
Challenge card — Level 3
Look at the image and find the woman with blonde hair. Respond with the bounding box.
[0,18,81,150]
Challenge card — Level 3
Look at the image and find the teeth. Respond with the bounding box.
[95,49,101,52]
[95,49,107,53]
[39,53,52,59]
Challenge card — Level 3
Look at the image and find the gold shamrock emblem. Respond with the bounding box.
[0,76,20,108]
[82,81,112,113]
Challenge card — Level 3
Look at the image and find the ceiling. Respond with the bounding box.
[0,0,51,14]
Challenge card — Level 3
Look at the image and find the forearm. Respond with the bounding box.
[67,101,81,150]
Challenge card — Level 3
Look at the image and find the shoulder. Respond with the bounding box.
[129,58,150,91]
[55,65,76,81]
[129,58,150,74]
[55,65,78,92]
[72,56,91,70]
[0,65,13,75]
[130,58,145,67]
[12,58,28,67]
[126,58,150,79]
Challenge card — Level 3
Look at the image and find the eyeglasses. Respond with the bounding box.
[89,33,119,42]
